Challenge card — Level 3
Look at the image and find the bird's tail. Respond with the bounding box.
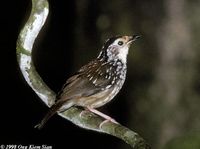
[35,100,73,129]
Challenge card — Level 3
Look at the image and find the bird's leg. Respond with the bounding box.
[86,107,119,128]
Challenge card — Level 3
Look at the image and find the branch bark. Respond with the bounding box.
[16,0,150,148]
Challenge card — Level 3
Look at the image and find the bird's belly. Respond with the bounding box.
[76,85,121,108]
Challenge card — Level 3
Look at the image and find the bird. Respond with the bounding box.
[35,35,140,129]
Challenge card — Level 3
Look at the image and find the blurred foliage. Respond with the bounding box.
[164,133,200,149]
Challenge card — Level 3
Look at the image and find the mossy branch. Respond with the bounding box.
[16,0,150,148]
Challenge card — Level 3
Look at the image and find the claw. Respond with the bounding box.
[79,110,87,117]
[99,117,119,129]
[82,107,119,129]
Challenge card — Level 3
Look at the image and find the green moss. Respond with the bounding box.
[16,44,31,56]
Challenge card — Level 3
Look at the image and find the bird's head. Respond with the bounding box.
[98,35,140,63]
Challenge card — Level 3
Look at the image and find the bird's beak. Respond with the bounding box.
[127,35,141,45]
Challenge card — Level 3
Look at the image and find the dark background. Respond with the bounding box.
[1,0,200,149]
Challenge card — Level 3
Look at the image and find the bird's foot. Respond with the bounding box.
[85,107,119,129]
[99,117,119,129]
[79,110,89,117]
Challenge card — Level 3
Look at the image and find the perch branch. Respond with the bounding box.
[16,0,150,148]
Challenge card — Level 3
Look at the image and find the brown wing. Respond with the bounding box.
[56,59,114,102]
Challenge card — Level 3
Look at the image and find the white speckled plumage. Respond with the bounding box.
[36,35,139,129]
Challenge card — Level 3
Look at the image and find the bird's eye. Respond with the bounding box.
[118,41,124,46]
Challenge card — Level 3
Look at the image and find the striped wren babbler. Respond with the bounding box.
[35,35,140,129]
